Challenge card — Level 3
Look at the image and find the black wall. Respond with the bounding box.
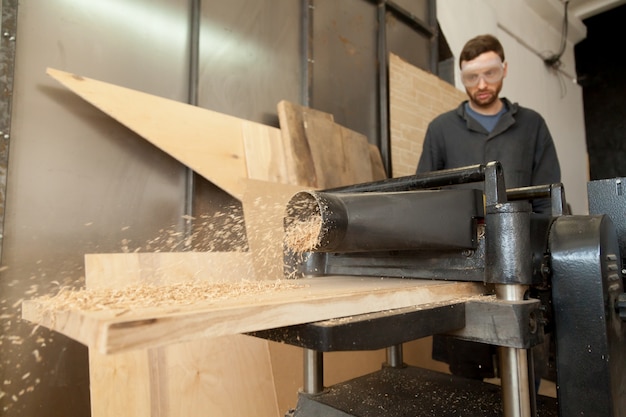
[575,4,626,180]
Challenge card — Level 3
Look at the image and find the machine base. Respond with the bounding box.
[288,366,558,417]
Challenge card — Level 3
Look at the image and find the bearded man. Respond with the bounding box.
[416,34,561,214]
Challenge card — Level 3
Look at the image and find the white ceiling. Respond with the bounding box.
[568,0,626,19]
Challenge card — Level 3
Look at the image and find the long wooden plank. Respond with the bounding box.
[46,68,284,199]
[22,276,483,354]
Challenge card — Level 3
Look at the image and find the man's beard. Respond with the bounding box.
[467,82,502,109]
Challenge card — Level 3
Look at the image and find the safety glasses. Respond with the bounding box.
[460,59,505,88]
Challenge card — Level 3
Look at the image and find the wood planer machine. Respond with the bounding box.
[251,161,626,417]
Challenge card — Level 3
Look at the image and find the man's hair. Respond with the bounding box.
[459,34,505,68]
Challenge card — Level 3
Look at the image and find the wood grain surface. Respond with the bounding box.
[46,68,284,199]
[277,100,333,187]
[22,276,483,355]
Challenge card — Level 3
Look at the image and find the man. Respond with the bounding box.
[417,34,561,214]
[419,34,559,384]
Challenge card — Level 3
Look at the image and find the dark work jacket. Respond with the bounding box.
[416,98,561,213]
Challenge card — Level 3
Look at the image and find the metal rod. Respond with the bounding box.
[0,0,19,264]
[386,344,403,368]
[377,2,390,177]
[325,163,487,193]
[506,185,553,200]
[507,183,568,216]
[301,0,313,106]
[184,0,201,244]
[303,348,323,394]
[188,0,200,107]
[496,284,533,417]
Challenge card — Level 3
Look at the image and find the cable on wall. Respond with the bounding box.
[542,0,570,70]
[498,0,575,97]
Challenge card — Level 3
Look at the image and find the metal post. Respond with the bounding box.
[0,0,18,264]
[303,348,324,394]
[496,284,533,417]
[386,344,403,368]
[184,0,201,244]
[485,192,534,417]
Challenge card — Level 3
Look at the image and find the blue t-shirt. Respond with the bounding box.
[465,102,507,133]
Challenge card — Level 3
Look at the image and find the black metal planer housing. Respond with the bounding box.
[251,161,626,417]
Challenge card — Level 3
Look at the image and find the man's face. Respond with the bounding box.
[460,51,507,109]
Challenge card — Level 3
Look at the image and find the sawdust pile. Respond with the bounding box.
[37,279,305,313]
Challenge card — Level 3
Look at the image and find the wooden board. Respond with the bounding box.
[240,179,310,280]
[369,143,388,180]
[22,276,483,355]
[279,100,385,188]
[339,125,377,184]
[89,334,279,417]
[301,112,376,188]
[302,111,345,188]
[277,100,334,187]
[80,252,280,417]
[46,68,286,199]
[242,121,290,185]
[84,252,256,287]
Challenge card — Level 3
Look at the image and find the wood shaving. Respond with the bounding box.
[284,215,322,252]
[129,206,249,253]
[284,194,325,252]
[37,280,306,313]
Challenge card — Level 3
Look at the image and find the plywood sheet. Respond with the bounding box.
[22,276,483,355]
[388,53,465,177]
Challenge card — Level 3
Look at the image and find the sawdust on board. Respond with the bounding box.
[3,198,294,411]
[36,279,306,314]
